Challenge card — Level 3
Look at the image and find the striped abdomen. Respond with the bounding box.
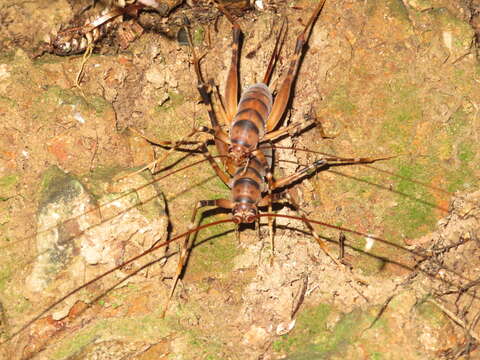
[51,7,124,56]
[231,155,267,206]
[230,83,273,154]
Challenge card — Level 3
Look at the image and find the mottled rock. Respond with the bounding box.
[27,166,168,319]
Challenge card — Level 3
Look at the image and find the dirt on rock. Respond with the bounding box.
[1,0,480,359]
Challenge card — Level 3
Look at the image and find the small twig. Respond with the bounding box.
[338,232,346,260]
[428,298,480,343]
[363,294,394,333]
[89,128,99,172]
[291,275,308,319]
[75,43,94,96]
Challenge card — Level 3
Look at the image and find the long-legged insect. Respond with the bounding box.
[155,0,405,315]
[128,0,327,279]
[1,2,478,358]
[162,143,395,310]
[137,1,327,169]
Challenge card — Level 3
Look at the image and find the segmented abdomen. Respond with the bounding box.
[231,155,267,205]
[230,83,273,151]
[52,7,123,56]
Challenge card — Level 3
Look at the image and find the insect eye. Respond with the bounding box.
[246,215,256,223]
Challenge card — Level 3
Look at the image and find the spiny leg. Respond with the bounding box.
[260,154,395,282]
[183,19,233,171]
[265,149,276,265]
[161,116,232,188]
[263,106,337,142]
[262,114,317,142]
[269,154,395,190]
[270,158,328,190]
[282,189,341,265]
[115,127,211,182]
[198,142,231,186]
[129,124,214,149]
[119,16,235,181]
[251,146,277,264]
[281,190,369,286]
[184,17,229,129]
[262,18,288,86]
[267,178,275,266]
[263,168,275,265]
[304,106,337,139]
[162,200,204,318]
[266,0,327,132]
[114,117,212,181]
[258,157,340,265]
[257,191,281,263]
[216,2,241,121]
[264,160,317,265]
[209,79,230,127]
[162,198,234,317]
[259,188,368,286]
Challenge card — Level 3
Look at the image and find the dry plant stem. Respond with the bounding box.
[428,298,480,343]
[75,43,94,93]
[284,191,370,288]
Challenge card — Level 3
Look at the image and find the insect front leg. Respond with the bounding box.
[280,188,344,267]
[258,184,365,285]
[255,158,328,265]
[243,145,278,264]
[199,142,232,186]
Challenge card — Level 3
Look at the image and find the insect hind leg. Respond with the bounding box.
[266,0,327,132]
[215,1,241,121]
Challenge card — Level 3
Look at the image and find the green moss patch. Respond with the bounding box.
[273,305,387,359]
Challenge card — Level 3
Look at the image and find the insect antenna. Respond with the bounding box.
[0,155,228,294]
[257,212,479,294]
[1,218,235,347]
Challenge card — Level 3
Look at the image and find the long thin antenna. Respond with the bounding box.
[1,218,234,345]
[0,156,227,250]
[257,213,476,288]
